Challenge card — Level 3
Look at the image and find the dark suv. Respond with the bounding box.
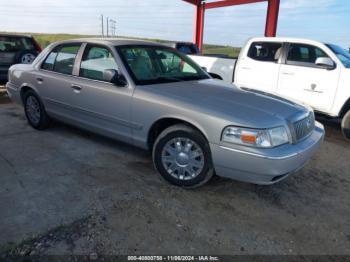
[166,42,200,55]
[0,34,41,81]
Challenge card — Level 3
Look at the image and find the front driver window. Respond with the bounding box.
[80,45,118,81]
[287,44,330,66]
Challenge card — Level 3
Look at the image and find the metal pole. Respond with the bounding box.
[101,14,104,37]
[110,19,116,36]
[106,17,109,37]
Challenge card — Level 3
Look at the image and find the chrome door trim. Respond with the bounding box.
[45,98,142,130]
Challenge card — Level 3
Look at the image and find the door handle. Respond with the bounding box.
[71,85,82,91]
[36,77,43,82]
[281,72,294,76]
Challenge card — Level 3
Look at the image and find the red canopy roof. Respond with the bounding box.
[182,0,280,51]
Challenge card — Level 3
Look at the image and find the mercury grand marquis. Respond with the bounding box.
[6,39,325,188]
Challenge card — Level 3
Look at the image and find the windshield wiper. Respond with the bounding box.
[181,75,209,81]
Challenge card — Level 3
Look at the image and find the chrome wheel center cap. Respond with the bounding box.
[176,152,190,166]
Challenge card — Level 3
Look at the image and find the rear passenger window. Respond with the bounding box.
[42,44,80,74]
[80,45,118,81]
[53,45,80,75]
[248,42,282,62]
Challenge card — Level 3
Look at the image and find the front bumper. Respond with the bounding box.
[6,82,22,104]
[210,122,325,185]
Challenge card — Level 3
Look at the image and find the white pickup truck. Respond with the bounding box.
[190,37,350,139]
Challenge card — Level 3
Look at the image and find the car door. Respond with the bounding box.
[276,43,341,113]
[37,43,82,119]
[69,43,134,141]
[235,41,283,93]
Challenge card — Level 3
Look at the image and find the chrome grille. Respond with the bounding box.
[293,113,315,142]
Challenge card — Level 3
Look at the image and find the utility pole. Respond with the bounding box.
[100,14,104,37]
[109,19,116,37]
[106,17,109,37]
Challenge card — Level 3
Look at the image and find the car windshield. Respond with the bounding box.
[0,36,35,52]
[326,43,350,68]
[117,45,209,85]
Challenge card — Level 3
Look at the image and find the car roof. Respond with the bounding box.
[248,37,325,46]
[53,38,167,47]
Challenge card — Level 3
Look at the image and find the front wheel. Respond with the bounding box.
[341,110,350,140]
[23,90,51,130]
[152,124,214,188]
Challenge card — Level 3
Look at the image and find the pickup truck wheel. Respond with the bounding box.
[23,90,51,130]
[152,124,214,188]
[341,110,350,140]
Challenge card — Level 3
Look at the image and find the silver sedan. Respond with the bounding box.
[6,38,324,188]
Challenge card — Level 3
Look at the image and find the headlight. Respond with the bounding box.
[222,126,289,148]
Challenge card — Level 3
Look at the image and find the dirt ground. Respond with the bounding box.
[0,90,349,257]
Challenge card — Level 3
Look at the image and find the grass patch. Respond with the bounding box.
[2,32,241,57]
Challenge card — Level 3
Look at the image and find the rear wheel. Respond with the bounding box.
[152,124,214,188]
[23,90,51,130]
[16,51,37,64]
[341,110,350,140]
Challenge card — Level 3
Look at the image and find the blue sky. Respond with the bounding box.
[1,0,349,48]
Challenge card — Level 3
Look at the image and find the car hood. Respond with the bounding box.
[141,79,309,128]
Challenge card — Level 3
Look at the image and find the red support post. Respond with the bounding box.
[194,1,205,52]
[265,0,280,37]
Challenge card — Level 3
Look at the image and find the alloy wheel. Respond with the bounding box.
[26,96,41,125]
[161,137,204,181]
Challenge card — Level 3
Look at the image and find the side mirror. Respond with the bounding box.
[103,69,127,86]
[201,66,208,72]
[315,57,335,70]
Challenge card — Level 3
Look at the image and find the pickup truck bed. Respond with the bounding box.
[189,55,236,83]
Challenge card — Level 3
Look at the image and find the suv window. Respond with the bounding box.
[0,36,35,52]
[287,43,329,66]
[176,44,199,55]
[42,44,80,74]
[80,45,118,81]
[248,42,282,62]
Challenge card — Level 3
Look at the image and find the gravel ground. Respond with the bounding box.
[0,95,349,258]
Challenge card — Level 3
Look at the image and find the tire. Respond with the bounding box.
[152,124,214,188]
[16,50,37,64]
[23,90,51,130]
[341,110,350,140]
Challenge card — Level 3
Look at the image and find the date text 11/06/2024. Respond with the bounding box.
[127,256,220,261]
